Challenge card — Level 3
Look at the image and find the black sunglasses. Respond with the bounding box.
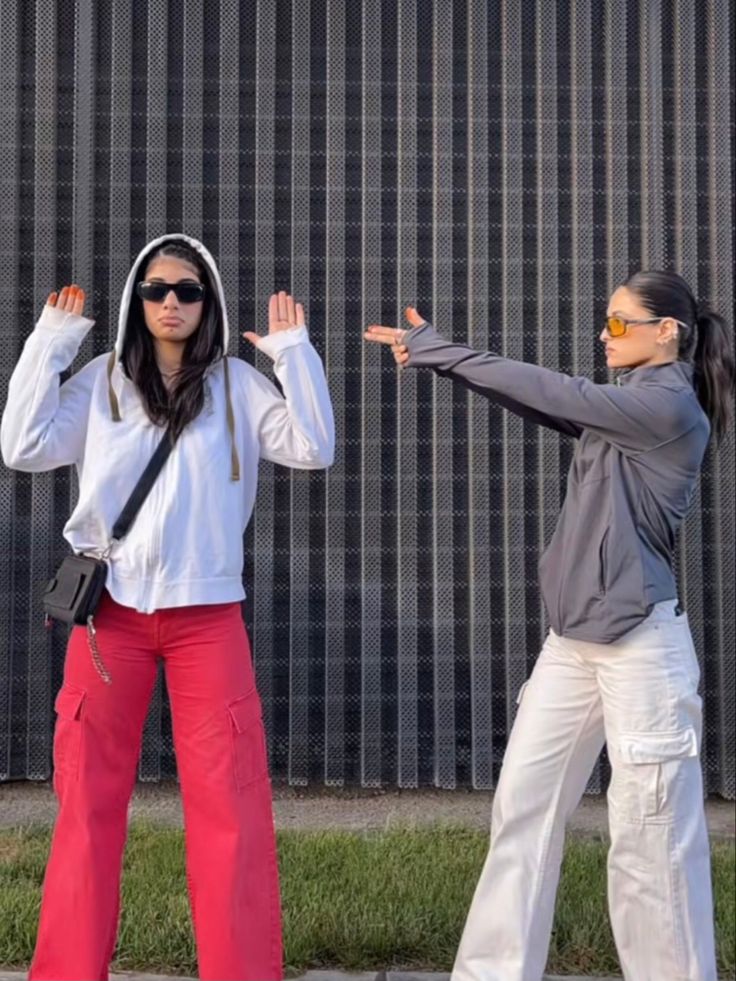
[136,281,206,304]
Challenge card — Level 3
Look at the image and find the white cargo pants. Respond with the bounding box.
[452,601,717,981]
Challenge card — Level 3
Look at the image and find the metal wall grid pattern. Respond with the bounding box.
[0,0,733,795]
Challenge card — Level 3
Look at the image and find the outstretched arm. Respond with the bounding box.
[365,309,582,438]
[239,292,335,469]
[365,310,692,451]
[1,287,96,471]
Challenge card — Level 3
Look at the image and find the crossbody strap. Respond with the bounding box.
[110,426,176,543]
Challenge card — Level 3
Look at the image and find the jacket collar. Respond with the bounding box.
[616,360,694,388]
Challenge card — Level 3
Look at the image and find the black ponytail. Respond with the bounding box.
[625,270,735,443]
[691,307,735,443]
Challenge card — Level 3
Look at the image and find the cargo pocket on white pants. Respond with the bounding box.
[610,727,699,823]
[227,689,268,790]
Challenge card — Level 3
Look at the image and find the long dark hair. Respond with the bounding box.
[625,270,735,442]
[121,240,224,439]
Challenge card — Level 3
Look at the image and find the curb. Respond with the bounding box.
[0,967,723,980]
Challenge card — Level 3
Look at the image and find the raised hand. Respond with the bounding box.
[364,306,425,367]
[243,291,305,354]
[47,285,86,318]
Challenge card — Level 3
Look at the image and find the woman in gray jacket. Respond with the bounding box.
[365,270,734,981]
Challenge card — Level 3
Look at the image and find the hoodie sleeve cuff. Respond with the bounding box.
[36,304,96,337]
[258,324,310,362]
[402,322,437,364]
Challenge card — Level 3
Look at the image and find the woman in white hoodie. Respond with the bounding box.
[1,233,334,981]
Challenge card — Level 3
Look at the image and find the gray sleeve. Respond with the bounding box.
[442,373,583,438]
[404,323,691,451]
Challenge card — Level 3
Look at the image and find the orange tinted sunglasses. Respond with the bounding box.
[604,315,687,338]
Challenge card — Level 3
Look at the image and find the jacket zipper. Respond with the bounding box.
[598,528,609,596]
[556,528,566,632]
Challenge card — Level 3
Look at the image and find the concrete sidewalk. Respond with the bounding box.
[1,781,734,837]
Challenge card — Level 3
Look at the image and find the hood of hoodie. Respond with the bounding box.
[108,233,240,481]
[114,233,230,360]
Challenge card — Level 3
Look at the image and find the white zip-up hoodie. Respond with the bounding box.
[1,234,335,613]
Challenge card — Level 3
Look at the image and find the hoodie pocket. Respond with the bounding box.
[227,689,268,790]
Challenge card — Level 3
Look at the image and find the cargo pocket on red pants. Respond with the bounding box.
[227,689,268,790]
[53,683,87,781]
[611,727,699,822]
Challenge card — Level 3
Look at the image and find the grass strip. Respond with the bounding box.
[0,824,732,976]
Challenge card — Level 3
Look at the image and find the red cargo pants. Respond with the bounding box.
[29,592,283,981]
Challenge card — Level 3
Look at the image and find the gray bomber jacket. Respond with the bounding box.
[403,323,710,643]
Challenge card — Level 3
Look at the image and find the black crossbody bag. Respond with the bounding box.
[43,427,176,680]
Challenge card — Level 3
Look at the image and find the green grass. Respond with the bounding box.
[0,824,733,976]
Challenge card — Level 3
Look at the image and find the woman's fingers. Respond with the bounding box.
[267,292,304,332]
[268,292,280,331]
[391,344,408,363]
[72,288,85,317]
[405,306,425,327]
[363,324,406,346]
[278,291,301,329]
[364,307,425,339]
[46,285,87,318]
[364,325,410,367]
[364,325,404,345]
[64,285,78,313]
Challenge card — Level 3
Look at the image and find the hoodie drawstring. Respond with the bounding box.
[106,351,240,482]
[223,357,241,482]
[107,351,122,421]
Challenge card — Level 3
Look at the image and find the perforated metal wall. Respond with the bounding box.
[0,0,733,795]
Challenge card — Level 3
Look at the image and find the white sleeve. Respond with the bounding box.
[1,305,96,472]
[237,326,335,469]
